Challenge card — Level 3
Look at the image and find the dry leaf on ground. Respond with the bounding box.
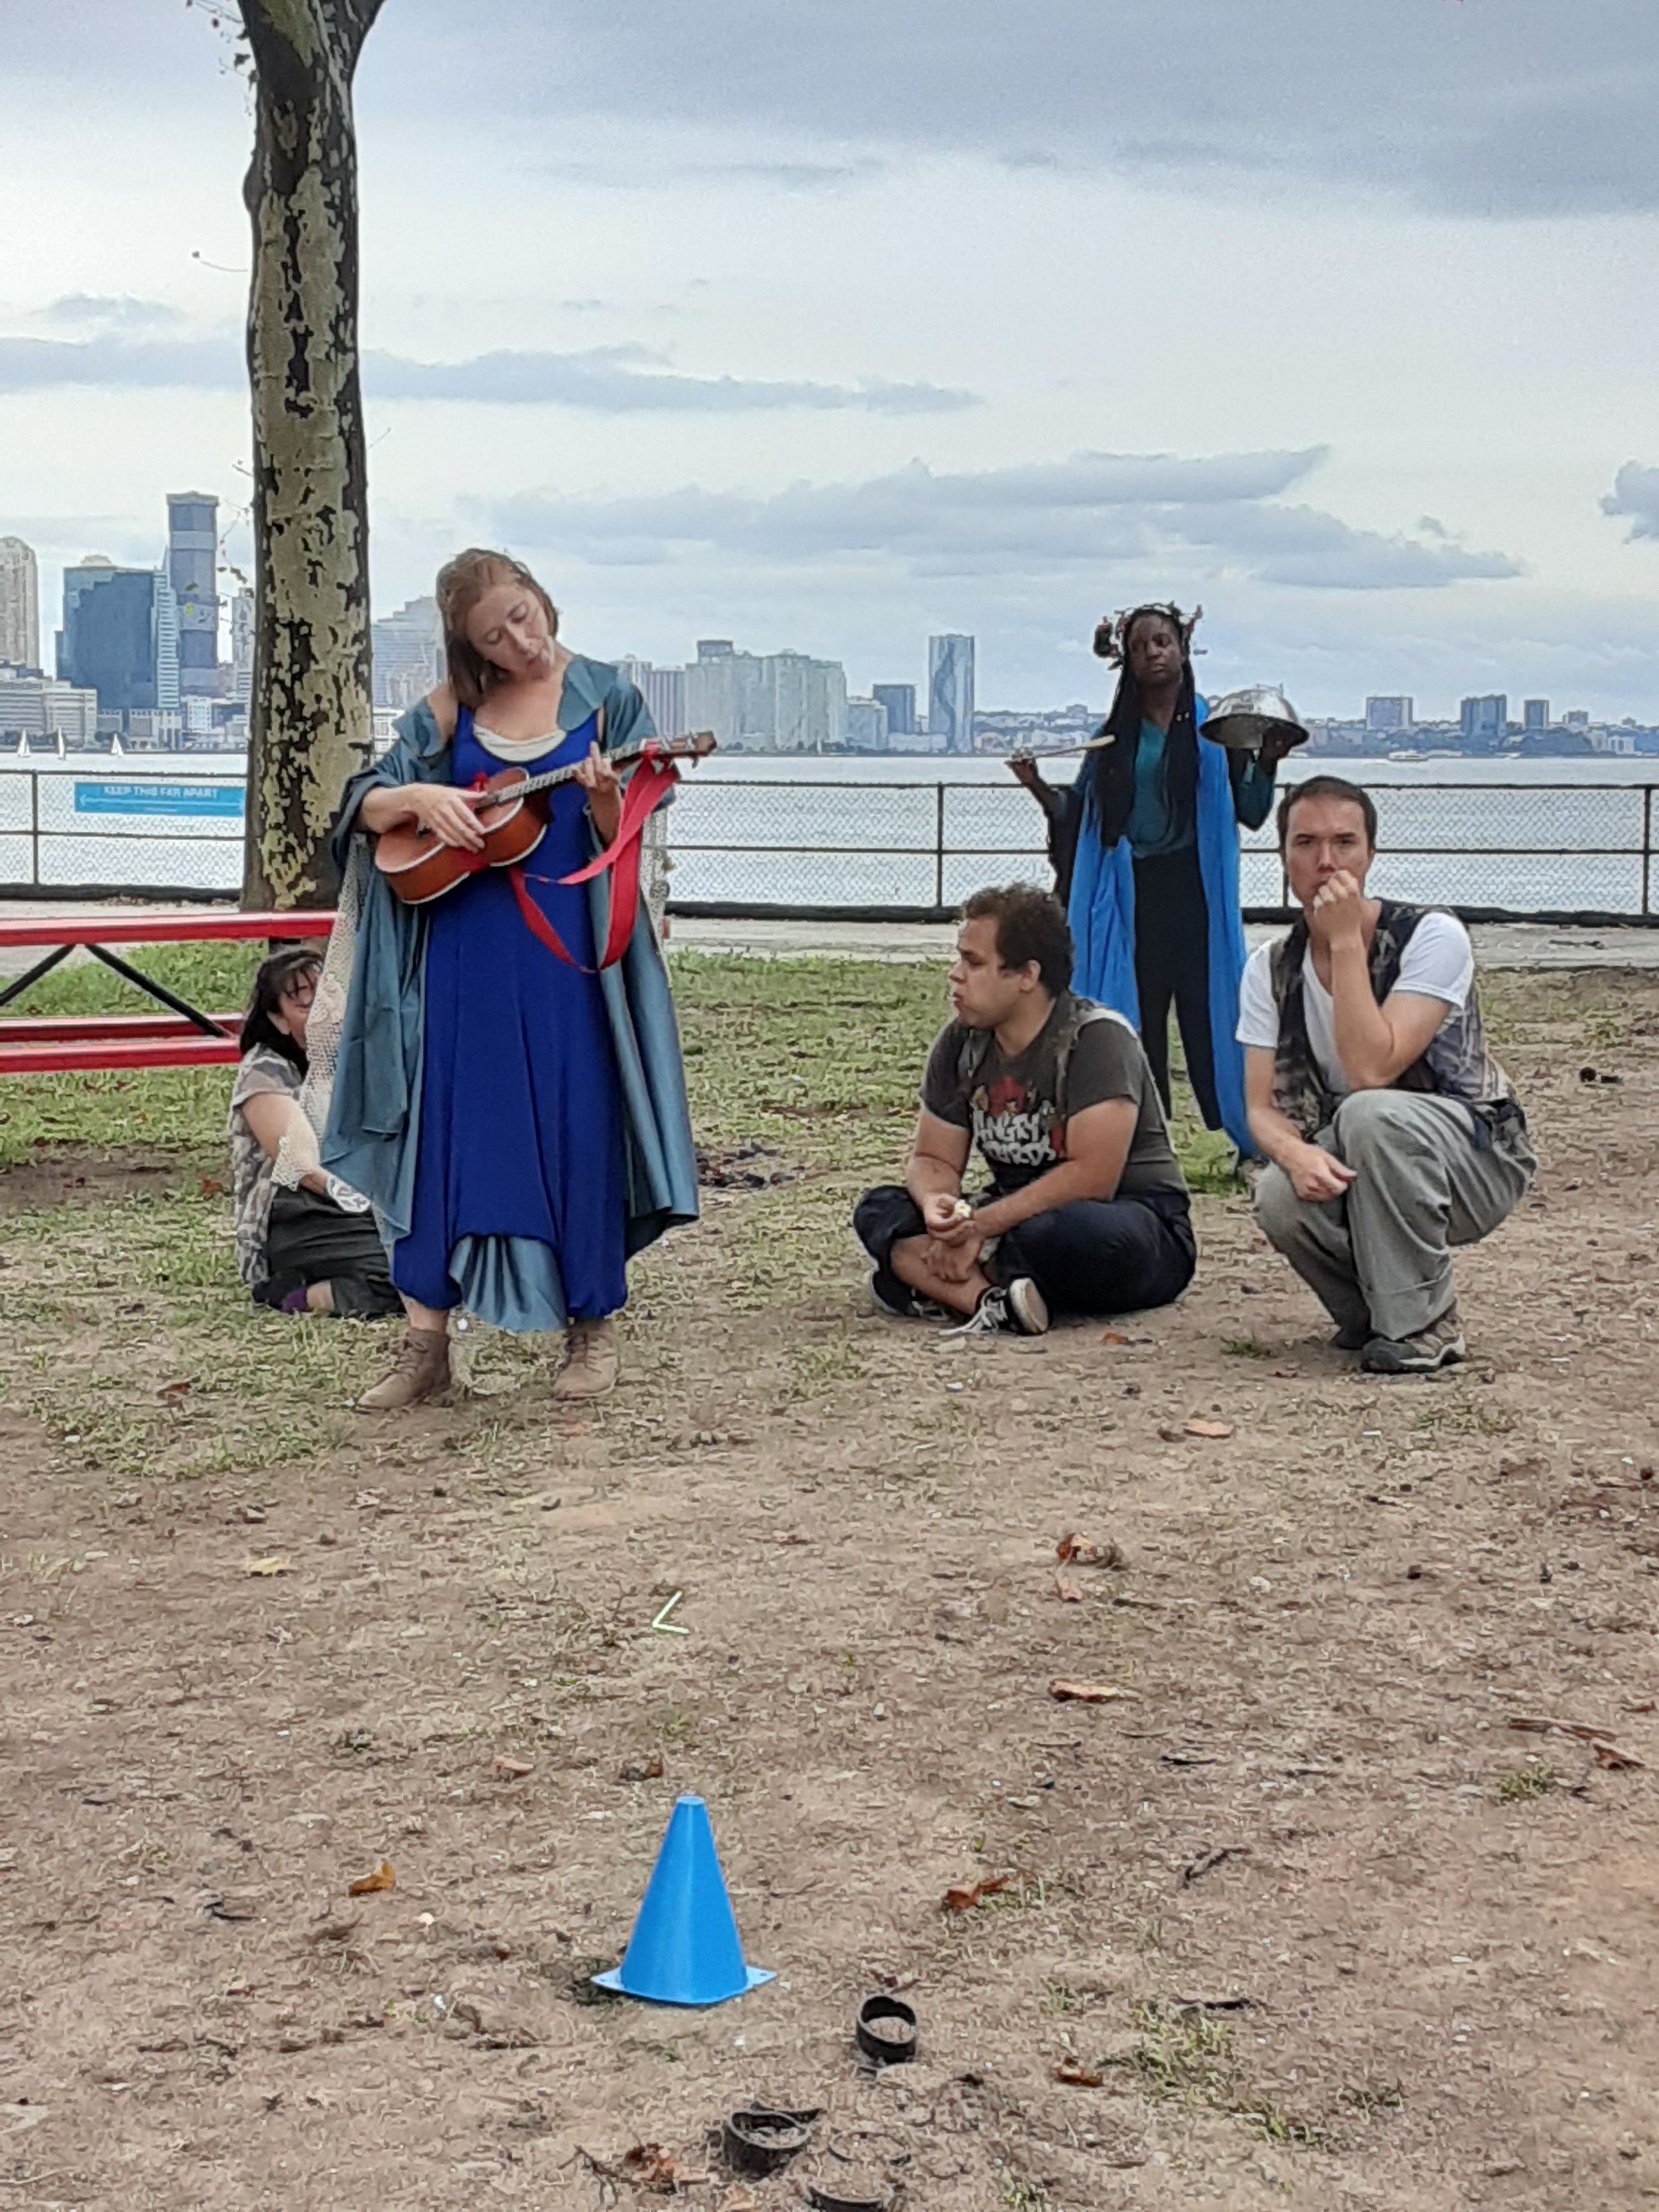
[1053,1572,1084,1603]
[492,1756,534,1780]
[620,1754,664,1782]
[1056,1533,1126,1569]
[242,1554,293,1577]
[1101,1329,1129,1346]
[347,1861,396,1897]
[942,1874,1011,1913]
[620,2143,707,2191]
[1054,2057,1106,2087]
[1048,1679,1134,1704]
[1186,1418,1236,1439]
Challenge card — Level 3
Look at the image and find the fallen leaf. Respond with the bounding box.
[1054,1572,1084,1603]
[243,1554,293,1577]
[1054,2057,1106,2087]
[618,2143,707,2192]
[199,1175,224,1197]
[1186,1418,1235,1440]
[347,1861,396,1897]
[1101,1329,1129,1346]
[1056,1533,1126,1570]
[492,1756,534,1781]
[942,1874,1011,1913]
[157,1378,192,1400]
[1049,1678,1135,1704]
[1591,1739,1644,1771]
[620,1754,664,1783]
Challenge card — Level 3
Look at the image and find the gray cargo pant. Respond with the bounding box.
[1252,1090,1536,1343]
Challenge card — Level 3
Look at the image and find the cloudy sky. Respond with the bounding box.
[3,0,1656,717]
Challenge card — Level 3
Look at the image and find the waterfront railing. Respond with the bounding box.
[2,765,1657,926]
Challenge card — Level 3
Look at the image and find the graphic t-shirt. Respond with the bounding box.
[920,993,1186,1197]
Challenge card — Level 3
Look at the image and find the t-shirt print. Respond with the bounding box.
[970,1069,1068,1172]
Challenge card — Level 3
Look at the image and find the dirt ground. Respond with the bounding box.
[2,965,1658,2211]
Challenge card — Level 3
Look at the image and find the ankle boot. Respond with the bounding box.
[358,1326,451,1411]
[552,1316,618,1399]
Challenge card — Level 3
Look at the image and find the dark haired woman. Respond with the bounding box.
[319,549,698,1410]
[1009,605,1293,1152]
[229,949,399,1317]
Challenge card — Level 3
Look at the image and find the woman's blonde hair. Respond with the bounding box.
[435,548,559,707]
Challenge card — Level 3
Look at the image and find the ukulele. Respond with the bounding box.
[373,731,717,905]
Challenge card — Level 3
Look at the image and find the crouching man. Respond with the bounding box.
[853,885,1195,1337]
[1238,776,1536,1372]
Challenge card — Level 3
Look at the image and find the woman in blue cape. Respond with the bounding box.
[1010,603,1293,1156]
[320,548,699,1412]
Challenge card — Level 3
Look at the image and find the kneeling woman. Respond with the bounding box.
[230,949,400,1317]
[321,548,699,1410]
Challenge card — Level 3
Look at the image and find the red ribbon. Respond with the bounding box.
[506,747,679,972]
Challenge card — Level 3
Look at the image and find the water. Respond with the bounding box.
[3,750,1656,917]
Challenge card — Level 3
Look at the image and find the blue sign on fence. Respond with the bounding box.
[74,780,246,818]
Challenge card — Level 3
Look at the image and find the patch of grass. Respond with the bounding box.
[998,2173,1050,2211]
[1112,2002,1327,2150]
[1496,1761,1558,1803]
[1223,1335,1275,1359]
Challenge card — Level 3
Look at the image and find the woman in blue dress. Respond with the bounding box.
[1009,603,1295,1154]
[323,549,699,1410]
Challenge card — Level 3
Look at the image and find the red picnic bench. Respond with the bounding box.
[0,909,334,1074]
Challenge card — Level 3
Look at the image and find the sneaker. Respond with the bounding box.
[553,1315,620,1399]
[1329,1317,1372,1353]
[1361,1303,1466,1375]
[942,1278,1050,1339]
[357,1325,451,1410]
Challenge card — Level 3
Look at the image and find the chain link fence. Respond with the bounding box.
[2,763,1656,923]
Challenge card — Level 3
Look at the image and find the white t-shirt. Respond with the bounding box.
[1236,912,1475,1100]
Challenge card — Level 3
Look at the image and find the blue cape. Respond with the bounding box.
[1065,698,1252,1153]
[319,659,699,1325]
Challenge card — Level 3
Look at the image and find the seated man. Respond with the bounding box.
[853,884,1196,1337]
[1238,775,1536,1373]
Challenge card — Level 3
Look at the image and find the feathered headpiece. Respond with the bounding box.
[1091,601,1203,666]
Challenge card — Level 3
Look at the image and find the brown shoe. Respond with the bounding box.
[552,1316,619,1399]
[357,1326,451,1411]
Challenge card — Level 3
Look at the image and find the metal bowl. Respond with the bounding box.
[1201,686,1309,753]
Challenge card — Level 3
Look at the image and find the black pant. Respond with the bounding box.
[1133,847,1221,1130]
[252,1188,401,1319]
[853,1183,1195,1320]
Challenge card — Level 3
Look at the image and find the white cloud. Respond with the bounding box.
[1603,462,1659,542]
[484,450,1519,593]
[0,327,974,415]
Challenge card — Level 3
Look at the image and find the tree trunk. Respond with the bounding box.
[240,0,388,910]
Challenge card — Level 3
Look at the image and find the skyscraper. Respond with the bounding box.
[59,559,180,716]
[0,537,40,669]
[231,589,255,705]
[619,656,685,738]
[928,634,975,756]
[1459,694,1507,745]
[167,492,220,698]
[872,682,916,736]
[370,595,444,708]
[1364,695,1413,735]
[1523,698,1550,732]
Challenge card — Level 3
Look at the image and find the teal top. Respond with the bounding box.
[1125,717,1276,858]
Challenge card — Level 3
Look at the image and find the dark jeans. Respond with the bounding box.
[1133,846,1220,1130]
[253,1187,401,1320]
[853,1183,1195,1320]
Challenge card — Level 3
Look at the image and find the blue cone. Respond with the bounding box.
[593,1794,773,2006]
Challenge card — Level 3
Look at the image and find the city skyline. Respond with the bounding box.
[3,1,1656,725]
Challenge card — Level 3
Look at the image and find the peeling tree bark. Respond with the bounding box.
[240,0,388,909]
